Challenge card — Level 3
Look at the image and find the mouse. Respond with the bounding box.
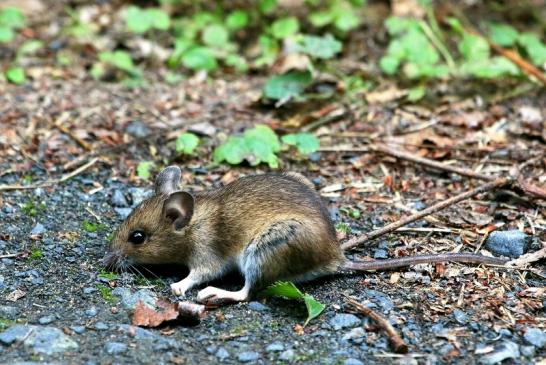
[103,165,507,305]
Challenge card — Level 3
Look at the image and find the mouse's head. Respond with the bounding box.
[103,166,195,270]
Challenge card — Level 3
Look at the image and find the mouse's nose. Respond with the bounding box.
[101,250,119,270]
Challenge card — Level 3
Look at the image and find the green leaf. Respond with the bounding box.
[213,125,281,168]
[460,57,519,78]
[309,11,333,28]
[99,50,139,76]
[385,16,418,35]
[517,32,546,66]
[167,38,193,68]
[333,10,359,32]
[488,22,519,47]
[5,67,25,84]
[379,55,400,74]
[182,46,217,71]
[263,71,312,101]
[255,35,279,67]
[259,0,277,14]
[282,133,320,155]
[90,63,105,79]
[0,26,14,43]
[147,8,170,30]
[226,10,249,30]
[271,17,299,39]
[225,54,248,72]
[299,34,342,59]
[260,281,326,326]
[303,294,326,326]
[407,85,426,101]
[459,33,489,61]
[0,7,26,28]
[176,133,199,154]
[125,6,170,33]
[136,161,153,180]
[202,24,229,47]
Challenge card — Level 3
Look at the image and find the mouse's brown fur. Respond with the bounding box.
[104,166,507,305]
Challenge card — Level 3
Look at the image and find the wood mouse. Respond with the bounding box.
[103,166,507,305]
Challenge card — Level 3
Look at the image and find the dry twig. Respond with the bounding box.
[53,112,93,151]
[341,177,510,250]
[0,158,99,191]
[345,295,408,354]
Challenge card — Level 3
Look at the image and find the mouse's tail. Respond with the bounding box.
[341,253,508,272]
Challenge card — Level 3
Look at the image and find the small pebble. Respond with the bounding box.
[216,347,230,360]
[344,359,364,365]
[94,322,108,331]
[38,315,55,325]
[485,230,531,258]
[248,301,268,312]
[71,326,86,334]
[452,309,468,324]
[85,307,98,317]
[105,342,127,354]
[111,190,129,207]
[266,343,284,352]
[83,287,96,294]
[237,351,260,363]
[329,313,361,330]
[279,349,295,361]
[479,341,520,365]
[523,327,546,348]
[30,223,46,235]
[126,120,150,138]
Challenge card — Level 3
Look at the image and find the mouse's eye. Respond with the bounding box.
[128,230,146,245]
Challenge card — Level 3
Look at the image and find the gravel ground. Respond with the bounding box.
[1,167,545,364]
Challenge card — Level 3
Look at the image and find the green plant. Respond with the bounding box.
[335,222,351,234]
[263,71,313,102]
[5,39,44,84]
[136,161,153,180]
[0,318,15,331]
[97,284,116,303]
[281,133,320,155]
[260,281,325,326]
[213,125,281,168]
[91,50,142,83]
[28,246,43,261]
[340,207,361,219]
[21,199,46,217]
[487,22,546,66]
[176,132,200,155]
[125,6,170,34]
[98,269,119,281]
[0,7,25,43]
[308,0,363,33]
[81,220,105,233]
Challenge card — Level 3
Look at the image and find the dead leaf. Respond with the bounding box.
[365,85,407,104]
[271,53,312,74]
[7,289,26,302]
[293,324,305,335]
[132,299,179,327]
[391,0,425,18]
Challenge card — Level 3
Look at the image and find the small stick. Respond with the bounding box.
[487,41,546,86]
[177,301,207,321]
[341,177,510,250]
[53,112,93,151]
[0,158,99,191]
[0,253,24,259]
[372,143,495,181]
[345,295,408,354]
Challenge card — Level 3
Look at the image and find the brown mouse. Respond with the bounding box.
[103,166,507,305]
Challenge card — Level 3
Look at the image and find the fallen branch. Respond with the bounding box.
[345,295,408,354]
[0,253,24,259]
[372,143,495,181]
[341,177,510,250]
[0,158,99,191]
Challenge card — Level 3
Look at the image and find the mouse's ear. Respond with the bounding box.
[163,191,194,230]
[155,166,181,195]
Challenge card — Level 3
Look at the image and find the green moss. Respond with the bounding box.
[98,269,119,281]
[81,220,106,233]
[21,199,46,217]
[28,246,43,261]
[0,318,15,331]
[96,284,116,303]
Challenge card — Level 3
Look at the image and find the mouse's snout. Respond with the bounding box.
[102,249,125,271]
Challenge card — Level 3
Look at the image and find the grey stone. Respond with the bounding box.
[344,359,364,365]
[112,288,156,311]
[38,315,55,325]
[373,249,388,259]
[30,223,45,235]
[523,327,546,348]
[0,325,78,355]
[126,120,150,138]
[82,287,96,294]
[70,326,86,334]
[520,345,535,357]
[479,341,520,364]
[237,351,260,363]
[361,290,394,313]
[453,309,468,324]
[111,190,129,207]
[279,349,295,361]
[105,342,127,354]
[128,187,153,206]
[117,325,178,349]
[266,343,284,352]
[85,307,98,317]
[330,314,361,330]
[248,301,268,312]
[216,347,230,360]
[114,208,132,219]
[0,305,19,320]
[485,230,531,258]
[94,322,108,331]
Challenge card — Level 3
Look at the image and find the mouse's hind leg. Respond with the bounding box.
[196,220,341,306]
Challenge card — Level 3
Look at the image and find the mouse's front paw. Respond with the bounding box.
[170,282,187,297]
